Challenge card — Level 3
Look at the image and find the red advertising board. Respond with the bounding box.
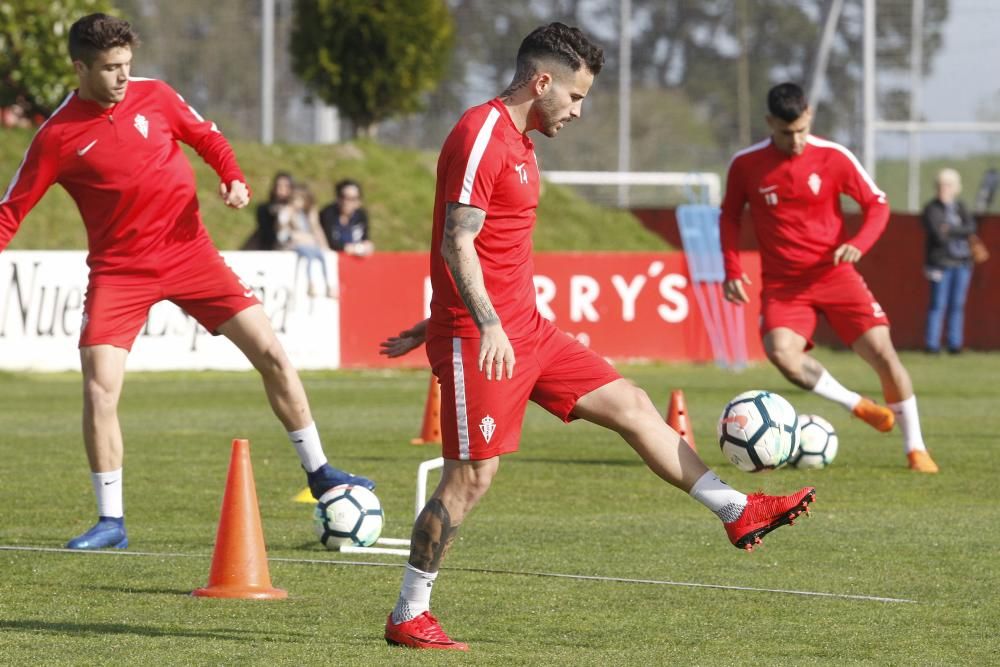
[337,251,765,368]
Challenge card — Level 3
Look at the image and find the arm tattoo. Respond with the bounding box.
[442,203,500,328]
[408,498,460,573]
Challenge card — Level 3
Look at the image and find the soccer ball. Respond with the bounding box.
[718,390,798,472]
[788,414,839,469]
[314,484,384,549]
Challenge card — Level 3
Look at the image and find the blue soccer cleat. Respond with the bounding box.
[66,516,128,550]
[307,463,376,499]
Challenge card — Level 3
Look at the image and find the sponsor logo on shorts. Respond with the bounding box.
[872,301,886,319]
[479,415,496,443]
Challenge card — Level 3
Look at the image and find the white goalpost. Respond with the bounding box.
[545,170,746,370]
[544,170,722,207]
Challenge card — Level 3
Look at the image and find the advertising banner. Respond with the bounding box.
[1,250,765,371]
[0,251,341,371]
[338,251,764,368]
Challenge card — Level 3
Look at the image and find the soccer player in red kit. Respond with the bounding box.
[720,82,938,474]
[0,14,373,550]
[379,24,816,652]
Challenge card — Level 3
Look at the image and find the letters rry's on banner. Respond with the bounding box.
[338,252,764,368]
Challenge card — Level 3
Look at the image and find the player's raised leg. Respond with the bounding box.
[68,344,130,550]
[852,327,939,473]
[765,327,895,432]
[216,305,375,494]
[385,458,495,651]
[571,379,815,551]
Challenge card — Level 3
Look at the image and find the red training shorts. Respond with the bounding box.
[426,319,621,461]
[760,267,889,349]
[80,248,259,350]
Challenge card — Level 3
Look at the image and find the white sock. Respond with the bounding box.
[391,564,438,624]
[287,422,328,473]
[689,471,747,523]
[92,469,123,518]
[812,370,862,412]
[888,396,926,453]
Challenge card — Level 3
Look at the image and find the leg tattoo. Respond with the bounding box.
[408,498,460,573]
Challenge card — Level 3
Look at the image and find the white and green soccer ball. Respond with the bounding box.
[717,390,798,472]
[314,484,384,549]
[788,414,839,469]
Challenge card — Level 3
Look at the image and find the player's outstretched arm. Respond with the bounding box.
[441,202,514,381]
[0,126,60,252]
[723,274,752,304]
[379,319,429,358]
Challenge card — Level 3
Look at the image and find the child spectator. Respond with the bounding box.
[277,184,336,297]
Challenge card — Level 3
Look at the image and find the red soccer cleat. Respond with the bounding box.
[852,397,895,432]
[724,487,816,551]
[385,612,469,651]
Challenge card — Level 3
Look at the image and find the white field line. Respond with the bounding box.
[0,545,917,604]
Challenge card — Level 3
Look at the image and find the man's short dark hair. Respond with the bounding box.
[336,179,362,199]
[69,13,139,65]
[514,22,605,81]
[767,83,809,122]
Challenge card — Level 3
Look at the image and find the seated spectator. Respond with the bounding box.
[276,184,336,298]
[320,179,374,256]
[251,171,293,250]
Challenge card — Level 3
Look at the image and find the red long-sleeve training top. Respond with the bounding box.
[720,135,889,289]
[0,78,245,284]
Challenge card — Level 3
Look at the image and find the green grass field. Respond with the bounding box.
[1,350,997,665]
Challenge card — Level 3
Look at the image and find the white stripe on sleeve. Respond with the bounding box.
[807,135,885,201]
[1,92,74,205]
[175,91,220,133]
[726,137,771,171]
[459,107,501,205]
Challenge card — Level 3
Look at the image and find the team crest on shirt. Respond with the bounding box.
[134,114,149,139]
[808,172,822,195]
[479,415,496,443]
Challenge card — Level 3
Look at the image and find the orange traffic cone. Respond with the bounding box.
[666,389,697,452]
[411,375,442,445]
[193,439,287,599]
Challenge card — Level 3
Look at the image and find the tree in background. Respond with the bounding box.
[629,0,949,152]
[379,0,949,170]
[290,0,454,137]
[112,0,267,141]
[0,0,116,119]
